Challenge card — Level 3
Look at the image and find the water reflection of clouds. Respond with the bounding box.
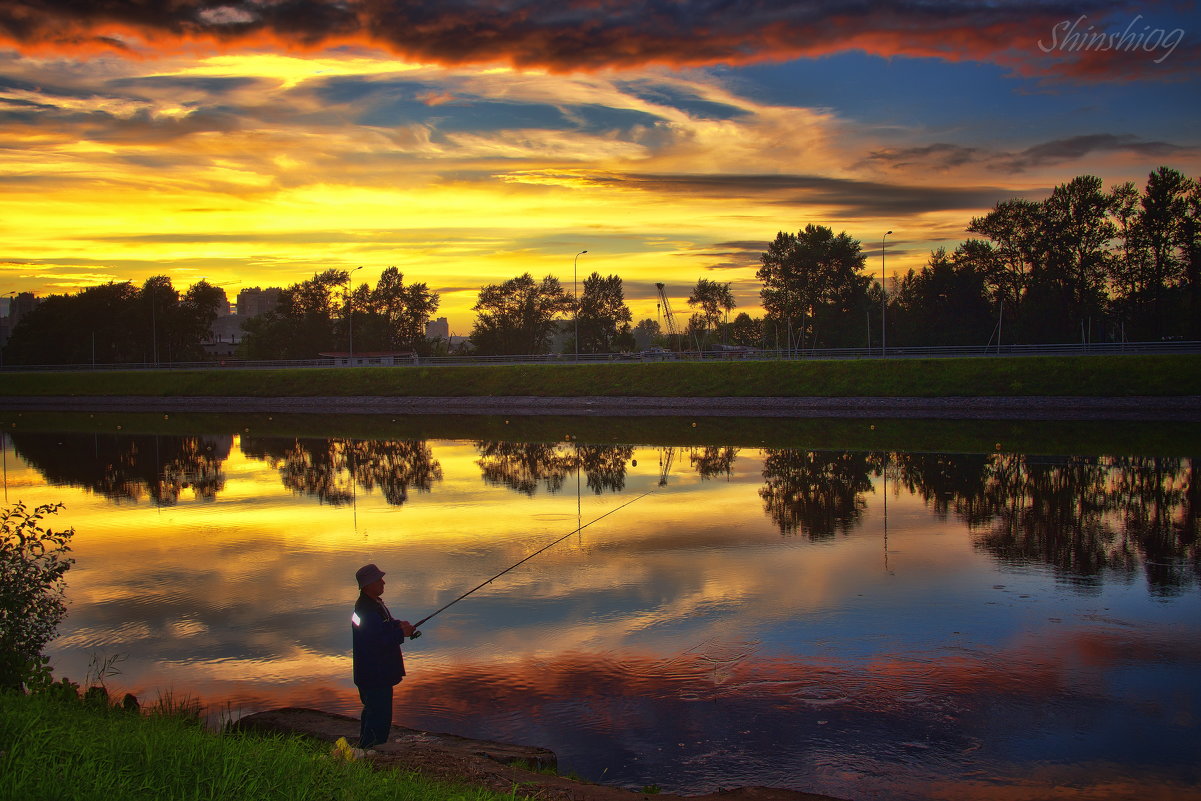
[42,458,843,695]
[376,627,1200,798]
[12,426,1198,800]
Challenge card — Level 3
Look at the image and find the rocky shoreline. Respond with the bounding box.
[235,707,845,801]
[3,394,1199,420]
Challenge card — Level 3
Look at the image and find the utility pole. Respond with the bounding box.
[881,230,892,356]
[347,266,363,364]
[573,250,587,360]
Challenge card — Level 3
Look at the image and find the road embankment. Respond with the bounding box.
[2,393,1199,420]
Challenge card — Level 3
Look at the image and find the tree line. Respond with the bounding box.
[3,277,227,365]
[237,267,438,358]
[893,166,1201,346]
[10,427,1198,594]
[4,166,1196,365]
[469,165,1201,355]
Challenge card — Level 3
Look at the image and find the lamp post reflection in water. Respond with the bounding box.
[883,449,892,574]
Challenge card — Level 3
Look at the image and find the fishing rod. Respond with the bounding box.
[409,489,655,637]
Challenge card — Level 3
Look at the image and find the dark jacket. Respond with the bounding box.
[352,592,406,687]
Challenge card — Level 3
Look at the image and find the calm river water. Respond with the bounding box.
[3,412,1198,801]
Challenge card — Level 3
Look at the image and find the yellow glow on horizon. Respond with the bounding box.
[0,45,1058,331]
[169,52,427,88]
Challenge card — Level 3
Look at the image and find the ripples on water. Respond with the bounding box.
[2,417,1197,800]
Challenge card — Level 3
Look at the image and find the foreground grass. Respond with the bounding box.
[0,690,530,801]
[2,354,1199,398]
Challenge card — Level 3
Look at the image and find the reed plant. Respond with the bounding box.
[0,689,532,801]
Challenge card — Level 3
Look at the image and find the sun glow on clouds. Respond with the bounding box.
[170,52,429,88]
[3,4,1199,330]
[1,52,864,324]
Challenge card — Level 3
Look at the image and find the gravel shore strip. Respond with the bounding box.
[3,395,1198,420]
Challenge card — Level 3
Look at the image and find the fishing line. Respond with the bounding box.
[409,488,656,636]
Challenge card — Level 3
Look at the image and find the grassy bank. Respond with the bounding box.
[4,408,1200,456]
[3,354,1200,398]
[0,689,530,801]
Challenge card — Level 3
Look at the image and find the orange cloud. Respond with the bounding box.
[1,1,1189,81]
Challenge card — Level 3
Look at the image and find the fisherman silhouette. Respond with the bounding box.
[350,564,415,749]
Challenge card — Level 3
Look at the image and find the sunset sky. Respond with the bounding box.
[2,1,1199,333]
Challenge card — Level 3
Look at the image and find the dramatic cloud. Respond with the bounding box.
[998,133,1190,172]
[541,171,1040,218]
[862,134,1192,174]
[1,3,1196,327]
[2,0,1189,81]
[859,143,986,172]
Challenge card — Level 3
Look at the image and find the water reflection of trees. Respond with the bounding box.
[893,452,1199,595]
[475,442,635,496]
[10,432,229,505]
[240,437,442,506]
[690,446,739,481]
[759,450,877,540]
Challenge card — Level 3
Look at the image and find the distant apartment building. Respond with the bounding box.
[201,287,279,359]
[236,287,282,319]
[1,292,39,349]
[9,292,38,326]
[425,316,450,340]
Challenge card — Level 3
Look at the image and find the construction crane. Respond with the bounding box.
[655,282,682,352]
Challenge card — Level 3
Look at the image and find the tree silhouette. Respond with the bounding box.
[240,436,442,506]
[687,278,735,347]
[965,168,1199,344]
[470,273,572,355]
[239,269,348,359]
[757,225,871,350]
[475,441,632,495]
[3,277,223,365]
[350,267,440,354]
[889,248,994,347]
[690,446,739,480]
[759,449,874,539]
[576,272,633,354]
[895,449,1199,594]
[10,432,230,505]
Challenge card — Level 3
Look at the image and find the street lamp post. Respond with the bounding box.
[347,266,363,365]
[881,231,892,357]
[573,250,587,361]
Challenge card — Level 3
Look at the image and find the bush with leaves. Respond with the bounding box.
[0,502,74,691]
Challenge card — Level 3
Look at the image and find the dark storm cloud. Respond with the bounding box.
[592,172,1036,217]
[860,143,985,171]
[2,0,1177,80]
[998,133,1189,171]
[860,135,1193,174]
[681,240,768,271]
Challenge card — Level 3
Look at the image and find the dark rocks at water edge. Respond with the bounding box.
[234,707,846,801]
